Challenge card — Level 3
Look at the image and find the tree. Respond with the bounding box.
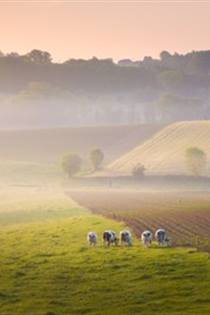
[13,82,51,104]
[187,51,210,75]
[90,148,104,171]
[6,52,20,59]
[132,163,146,178]
[160,50,171,61]
[25,49,52,64]
[158,70,184,91]
[185,147,207,176]
[157,94,203,122]
[61,153,82,178]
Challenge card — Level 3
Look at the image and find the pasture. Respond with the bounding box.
[0,161,61,185]
[69,189,210,248]
[1,186,210,314]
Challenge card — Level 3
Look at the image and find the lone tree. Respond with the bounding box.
[90,148,104,171]
[185,147,207,176]
[132,163,146,178]
[61,153,82,178]
[25,49,52,64]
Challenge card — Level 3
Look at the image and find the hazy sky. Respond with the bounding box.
[0,1,210,62]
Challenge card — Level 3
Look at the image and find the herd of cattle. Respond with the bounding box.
[87,229,171,247]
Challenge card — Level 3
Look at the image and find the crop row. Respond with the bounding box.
[70,190,210,248]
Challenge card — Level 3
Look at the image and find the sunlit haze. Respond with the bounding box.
[0,1,210,61]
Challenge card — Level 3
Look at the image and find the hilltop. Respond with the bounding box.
[108,121,210,176]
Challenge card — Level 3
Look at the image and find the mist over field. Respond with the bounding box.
[1,22,210,315]
[0,49,210,128]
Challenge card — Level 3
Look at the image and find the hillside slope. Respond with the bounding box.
[0,124,163,163]
[1,187,210,315]
[108,121,210,175]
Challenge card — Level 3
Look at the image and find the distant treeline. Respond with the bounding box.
[0,49,210,127]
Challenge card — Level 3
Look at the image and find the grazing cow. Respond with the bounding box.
[87,232,98,246]
[103,230,118,246]
[155,229,168,246]
[164,237,171,247]
[120,230,132,246]
[141,230,153,248]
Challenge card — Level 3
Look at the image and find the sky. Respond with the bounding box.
[0,1,210,62]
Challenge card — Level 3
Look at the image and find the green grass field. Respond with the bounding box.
[0,161,62,185]
[1,188,210,315]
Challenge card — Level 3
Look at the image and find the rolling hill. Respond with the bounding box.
[108,121,210,176]
[0,124,163,164]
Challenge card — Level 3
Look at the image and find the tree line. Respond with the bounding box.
[0,49,210,93]
[61,147,208,178]
[1,49,210,125]
[62,148,104,178]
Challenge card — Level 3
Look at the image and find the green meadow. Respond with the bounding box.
[1,188,210,315]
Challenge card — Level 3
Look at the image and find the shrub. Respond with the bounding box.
[132,163,146,178]
[61,153,82,178]
[185,147,207,176]
[90,148,104,171]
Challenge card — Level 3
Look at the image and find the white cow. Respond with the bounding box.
[87,232,98,246]
[155,229,170,246]
[120,230,132,246]
[141,230,153,248]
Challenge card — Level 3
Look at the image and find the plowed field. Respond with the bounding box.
[70,190,210,247]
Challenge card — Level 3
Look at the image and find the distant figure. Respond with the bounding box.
[155,229,169,246]
[87,232,98,246]
[103,230,118,246]
[120,230,132,246]
[141,230,153,248]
